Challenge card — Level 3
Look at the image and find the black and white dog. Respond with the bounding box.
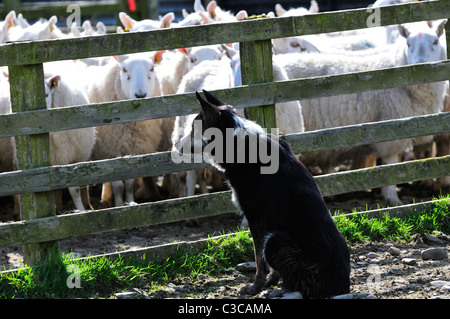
[174,90,350,298]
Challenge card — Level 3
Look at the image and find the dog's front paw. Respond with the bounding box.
[240,284,262,296]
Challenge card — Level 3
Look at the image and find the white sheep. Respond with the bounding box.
[7,15,59,41]
[372,0,419,44]
[156,45,227,152]
[0,78,19,219]
[171,57,234,197]
[273,20,448,205]
[177,0,214,27]
[185,45,225,70]
[225,45,305,135]
[301,0,418,53]
[118,11,174,32]
[200,1,248,23]
[0,65,96,213]
[271,1,321,55]
[274,0,319,17]
[71,20,107,37]
[43,67,97,211]
[0,79,16,174]
[86,52,164,207]
[8,14,75,41]
[433,83,450,190]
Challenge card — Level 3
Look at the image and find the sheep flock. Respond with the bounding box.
[0,0,448,219]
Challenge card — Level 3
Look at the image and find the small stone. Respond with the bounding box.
[401,258,417,266]
[430,280,450,287]
[333,293,370,299]
[388,246,401,256]
[115,291,142,299]
[427,236,444,245]
[421,247,448,260]
[280,291,303,299]
[366,252,380,259]
[260,289,284,299]
[236,261,257,272]
[197,274,207,280]
[440,285,450,292]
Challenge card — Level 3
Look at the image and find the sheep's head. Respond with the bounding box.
[116,51,163,99]
[399,19,447,64]
[119,12,174,32]
[184,45,224,70]
[44,75,61,108]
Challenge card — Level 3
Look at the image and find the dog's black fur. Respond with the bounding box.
[177,90,351,298]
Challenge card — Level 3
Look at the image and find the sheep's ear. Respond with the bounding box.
[235,10,248,21]
[96,21,107,35]
[113,54,128,64]
[275,4,286,17]
[5,11,16,29]
[179,47,190,55]
[309,0,319,13]
[199,12,211,25]
[160,12,174,28]
[116,26,124,33]
[196,91,221,117]
[119,12,135,31]
[17,13,30,28]
[194,0,206,12]
[49,75,61,89]
[221,43,237,59]
[202,89,225,106]
[398,24,410,39]
[48,16,57,32]
[82,20,93,34]
[207,1,217,18]
[154,50,165,64]
[435,19,447,38]
[71,22,80,36]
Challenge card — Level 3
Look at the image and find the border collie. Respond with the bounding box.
[174,90,350,298]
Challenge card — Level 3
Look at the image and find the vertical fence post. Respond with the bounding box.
[9,64,59,265]
[239,37,277,133]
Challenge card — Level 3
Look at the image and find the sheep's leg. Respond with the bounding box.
[124,179,137,205]
[380,154,403,206]
[186,170,197,197]
[68,186,85,211]
[197,169,209,194]
[111,180,124,207]
[100,182,114,208]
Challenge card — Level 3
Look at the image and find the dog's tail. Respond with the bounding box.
[263,231,350,298]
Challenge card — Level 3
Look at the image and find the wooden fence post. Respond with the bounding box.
[239,37,277,133]
[9,64,59,265]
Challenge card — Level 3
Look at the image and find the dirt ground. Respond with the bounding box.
[0,180,449,299]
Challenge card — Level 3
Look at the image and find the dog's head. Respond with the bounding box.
[174,90,279,174]
[175,90,254,155]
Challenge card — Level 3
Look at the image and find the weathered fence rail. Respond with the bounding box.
[0,1,449,265]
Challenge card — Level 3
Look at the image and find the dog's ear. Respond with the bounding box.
[202,89,225,106]
[196,91,221,118]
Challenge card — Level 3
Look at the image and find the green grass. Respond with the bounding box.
[0,228,254,299]
[333,195,450,243]
[0,195,448,299]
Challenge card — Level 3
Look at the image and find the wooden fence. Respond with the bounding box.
[0,1,449,266]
